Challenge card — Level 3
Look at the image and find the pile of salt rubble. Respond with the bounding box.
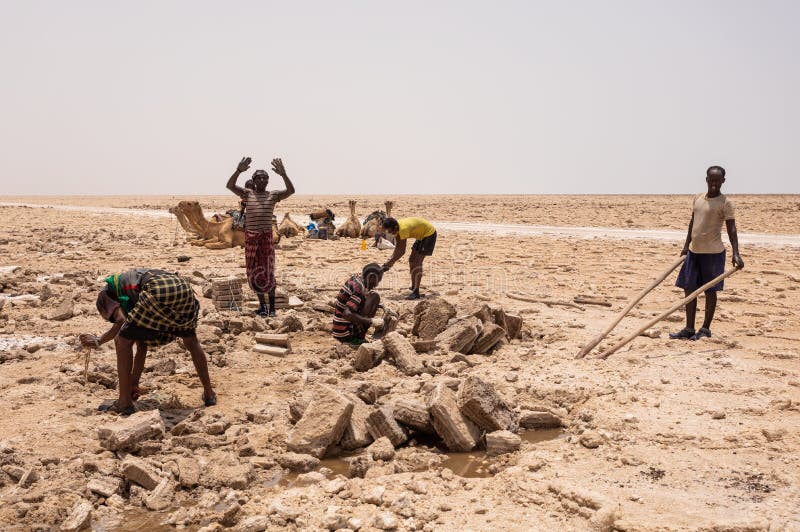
[286,298,558,464]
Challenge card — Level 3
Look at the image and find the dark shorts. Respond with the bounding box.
[412,231,437,256]
[675,250,726,292]
[119,323,195,345]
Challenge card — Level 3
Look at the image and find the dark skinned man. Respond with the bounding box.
[227,156,295,317]
[81,269,216,415]
[332,263,386,344]
[670,165,744,341]
[381,217,437,300]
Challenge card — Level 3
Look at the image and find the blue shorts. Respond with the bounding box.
[675,250,726,292]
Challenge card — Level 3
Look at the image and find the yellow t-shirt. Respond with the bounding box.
[397,217,436,241]
[689,193,735,254]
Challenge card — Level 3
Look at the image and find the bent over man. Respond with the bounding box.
[381,217,437,300]
[81,268,216,415]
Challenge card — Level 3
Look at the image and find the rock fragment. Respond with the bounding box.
[97,410,165,452]
[456,375,518,432]
[353,341,384,372]
[366,405,408,447]
[144,478,174,511]
[518,409,564,429]
[470,323,506,354]
[392,398,435,434]
[382,332,424,376]
[276,453,320,473]
[435,317,482,354]
[427,383,481,451]
[287,387,353,458]
[176,457,200,488]
[412,298,457,339]
[122,456,162,490]
[47,299,74,321]
[60,500,92,531]
[485,430,522,456]
[340,393,374,450]
[87,476,121,498]
[367,437,396,461]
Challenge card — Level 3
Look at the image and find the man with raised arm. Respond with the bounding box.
[227,157,295,317]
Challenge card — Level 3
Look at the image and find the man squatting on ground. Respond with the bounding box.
[227,156,295,317]
[332,263,386,345]
[381,217,437,300]
[670,165,744,341]
[81,268,216,415]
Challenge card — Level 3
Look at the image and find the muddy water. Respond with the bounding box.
[442,428,564,478]
[95,429,564,530]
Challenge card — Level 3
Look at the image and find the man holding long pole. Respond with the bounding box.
[670,165,744,341]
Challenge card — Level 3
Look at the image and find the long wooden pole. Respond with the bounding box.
[575,255,686,359]
[596,266,739,360]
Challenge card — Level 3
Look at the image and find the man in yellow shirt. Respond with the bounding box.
[381,217,437,300]
[670,165,744,341]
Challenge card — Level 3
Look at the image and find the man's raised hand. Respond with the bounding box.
[237,156,252,173]
[271,158,287,177]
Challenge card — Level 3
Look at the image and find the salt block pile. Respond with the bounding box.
[287,374,524,462]
[283,298,534,458]
[354,298,524,374]
[254,333,292,357]
[210,277,243,311]
[244,289,296,311]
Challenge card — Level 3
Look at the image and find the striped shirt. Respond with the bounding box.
[244,189,276,233]
[332,274,367,339]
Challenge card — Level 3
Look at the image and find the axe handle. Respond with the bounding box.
[576,255,686,358]
[597,266,740,360]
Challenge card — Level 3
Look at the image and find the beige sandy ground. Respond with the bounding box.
[0,195,798,531]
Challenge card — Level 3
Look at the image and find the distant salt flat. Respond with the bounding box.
[2,201,799,248]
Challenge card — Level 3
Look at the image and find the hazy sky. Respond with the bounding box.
[1,1,798,195]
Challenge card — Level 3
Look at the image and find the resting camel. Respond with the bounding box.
[336,200,362,238]
[278,213,305,238]
[170,201,280,249]
[361,201,394,238]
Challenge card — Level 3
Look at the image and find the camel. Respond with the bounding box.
[336,200,361,238]
[170,201,280,249]
[278,213,305,238]
[360,200,394,238]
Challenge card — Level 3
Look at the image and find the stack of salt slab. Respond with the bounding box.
[245,289,303,311]
[254,333,291,357]
[211,277,244,311]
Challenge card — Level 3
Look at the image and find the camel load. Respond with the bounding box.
[170,201,280,249]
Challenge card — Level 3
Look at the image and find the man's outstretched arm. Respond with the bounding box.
[382,238,407,271]
[227,156,252,198]
[726,219,744,268]
[270,158,295,201]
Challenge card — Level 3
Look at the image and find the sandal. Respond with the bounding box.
[202,392,217,407]
[669,327,695,340]
[98,400,136,416]
[690,327,712,341]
